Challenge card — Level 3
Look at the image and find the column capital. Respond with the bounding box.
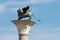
[11,20,35,27]
[11,20,35,34]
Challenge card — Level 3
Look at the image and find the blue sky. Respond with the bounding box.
[0,0,60,40]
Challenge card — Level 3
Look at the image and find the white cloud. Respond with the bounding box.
[27,0,55,4]
[0,0,54,13]
[0,25,17,32]
[39,33,48,39]
[0,26,18,40]
[0,27,3,30]
[3,0,54,6]
[47,27,60,31]
[4,1,27,5]
[30,33,48,40]
[54,27,60,30]
[10,7,19,12]
[0,34,18,40]
[0,4,5,13]
[27,0,53,4]
[0,0,55,14]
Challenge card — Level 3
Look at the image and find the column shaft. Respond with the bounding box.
[19,34,28,40]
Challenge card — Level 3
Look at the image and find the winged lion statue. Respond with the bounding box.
[17,6,32,20]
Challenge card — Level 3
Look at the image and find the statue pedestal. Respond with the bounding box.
[12,20,35,40]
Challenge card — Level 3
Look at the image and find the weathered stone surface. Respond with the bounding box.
[12,20,35,26]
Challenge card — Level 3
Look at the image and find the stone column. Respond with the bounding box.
[12,20,35,40]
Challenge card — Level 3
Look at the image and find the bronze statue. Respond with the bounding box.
[17,6,32,20]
